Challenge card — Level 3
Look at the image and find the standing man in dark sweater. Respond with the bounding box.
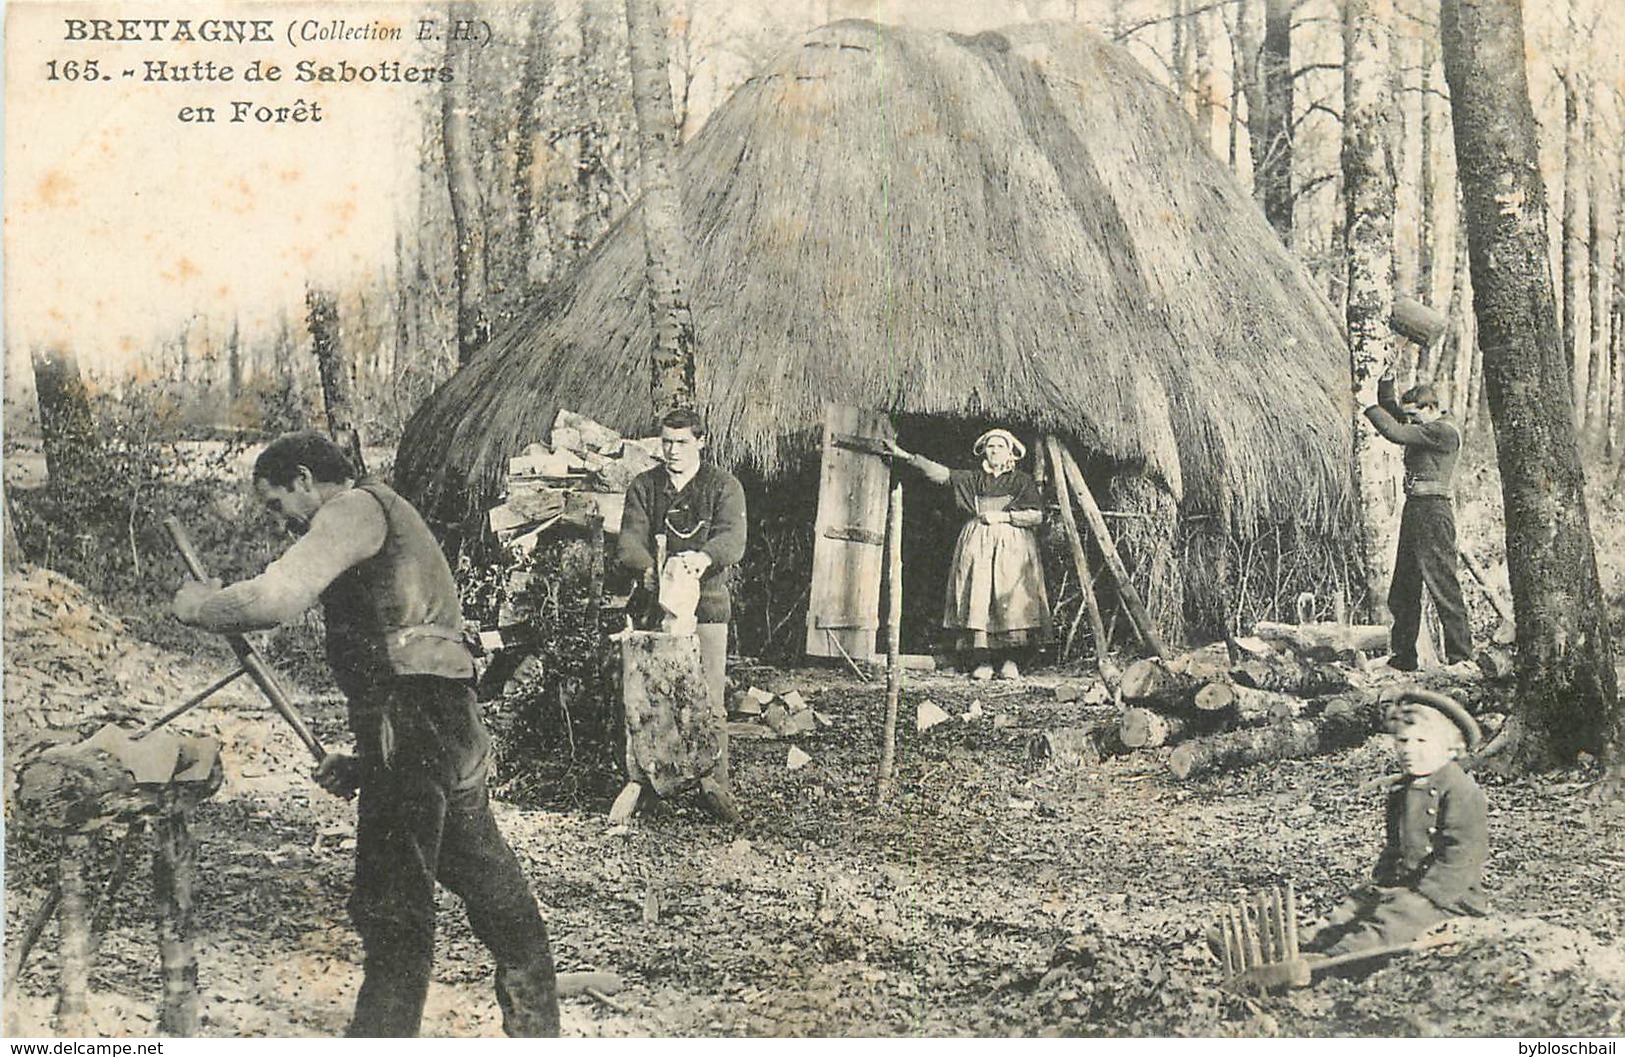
[172,431,560,1038]
[617,409,747,822]
[1363,370,1475,674]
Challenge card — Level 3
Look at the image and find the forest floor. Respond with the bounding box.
[5,565,1625,1039]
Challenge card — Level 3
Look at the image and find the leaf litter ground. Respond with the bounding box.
[5,568,1624,1037]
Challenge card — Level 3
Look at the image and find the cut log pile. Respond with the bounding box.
[1097,624,1510,780]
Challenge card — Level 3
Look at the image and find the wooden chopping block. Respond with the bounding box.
[619,630,722,797]
[14,729,224,832]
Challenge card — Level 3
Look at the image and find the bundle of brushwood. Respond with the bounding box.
[1106,622,1507,776]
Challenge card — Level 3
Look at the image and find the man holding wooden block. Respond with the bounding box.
[617,409,748,822]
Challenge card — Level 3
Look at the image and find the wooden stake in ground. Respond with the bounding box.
[153,793,199,1035]
[1044,436,1107,668]
[1053,442,1168,657]
[56,834,91,1035]
[876,478,904,801]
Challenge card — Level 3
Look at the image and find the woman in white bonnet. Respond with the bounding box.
[887,428,1051,679]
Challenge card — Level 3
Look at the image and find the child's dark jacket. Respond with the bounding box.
[1373,759,1488,913]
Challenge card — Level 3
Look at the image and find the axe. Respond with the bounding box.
[163,516,326,762]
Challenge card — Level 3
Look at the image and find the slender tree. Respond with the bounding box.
[306,287,366,474]
[1440,0,1622,773]
[1257,0,1294,240]
[443,0,492,364]
[1584,117,1612,446]
[1345,0,1401,623]
[1561,67,1587,407]
[625,0,698,415]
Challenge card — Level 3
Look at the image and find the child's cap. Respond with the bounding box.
[1384,689,1481,752]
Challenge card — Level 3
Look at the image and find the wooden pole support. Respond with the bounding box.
[56,835,91,1035]
[1044,436,1108,668]
[154,797,199,1035]
[876,478,904,799]
[1052,443,1168,657]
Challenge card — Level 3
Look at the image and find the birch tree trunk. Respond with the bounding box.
[625,0,698,416]
[1584,117,1612,447]
[1440,0,1622,773]
[443,1,491,364]
[1258,0,1293,240]
[306,287,365,474]
[1561,69,1586,408]
[1344,0,1400,624]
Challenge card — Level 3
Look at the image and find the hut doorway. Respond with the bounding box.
[890,415,1060,666]
[800,409,1051,666]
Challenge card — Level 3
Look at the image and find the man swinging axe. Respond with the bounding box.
[171,431,560,1038]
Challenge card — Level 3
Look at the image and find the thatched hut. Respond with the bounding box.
[397,18,1357,654]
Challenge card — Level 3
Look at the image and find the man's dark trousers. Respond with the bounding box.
[1388,496,1472,667]
[346,676,559,1037]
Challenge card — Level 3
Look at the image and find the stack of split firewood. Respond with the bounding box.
[1098,621,1508,779]
[477,410,662,648]
[485,409,662,548]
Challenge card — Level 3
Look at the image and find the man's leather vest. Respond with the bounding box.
[320,480,472,700]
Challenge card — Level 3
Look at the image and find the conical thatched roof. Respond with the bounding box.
[397,19,1354,532]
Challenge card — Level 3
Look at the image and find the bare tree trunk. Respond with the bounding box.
[1235,0,1264,188]
[514,2,556,288]
[1561,69,1586,409]
[1611,198,1625,460]
[1444,214,1476,418]
[31,345,102,495]
[1172,0,1193,112]
[1257,0,1293,241]
[226,315,242,403]
[443,1,491,364]
[1440,0,1622,772]
[1585,116,1612,448]
[1192,5,1220,154]
[1345,0,1401,624]
[625,0,698,417]
[1418,31,1441,311]
[306,287,366,475]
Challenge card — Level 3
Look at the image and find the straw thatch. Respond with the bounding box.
[396,19,1354,537]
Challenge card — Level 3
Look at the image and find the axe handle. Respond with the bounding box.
[133,666,248,738]
[164,517,327,762]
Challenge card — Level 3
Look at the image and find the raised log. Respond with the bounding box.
[1250,620,1390,656]
[14,731,223,832]
[1167,709,1376,780]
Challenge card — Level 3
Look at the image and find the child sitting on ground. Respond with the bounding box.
[1307,691,1489,956]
